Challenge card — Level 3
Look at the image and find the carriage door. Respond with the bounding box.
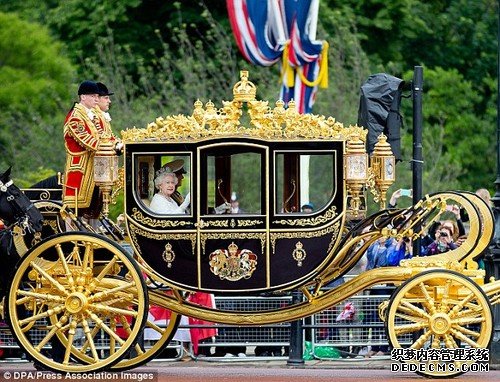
[197,142,269,293]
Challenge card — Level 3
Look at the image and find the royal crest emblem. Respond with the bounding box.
[162,242,175,268]
[292,241,307,267]
[209,242,258,281]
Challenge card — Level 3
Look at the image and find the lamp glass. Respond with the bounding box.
[383,157,395,181]
[346,154,368,180]
[94,156,118,184]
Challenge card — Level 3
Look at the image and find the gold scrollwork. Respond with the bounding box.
[111,167,125,205]
[200,232,266,254]
[130,208,192,228]
[162,243,176,268]
[200,219,263,228]
[292,241,307,267]
[273,205,338,226]
[43,220,58,234]
[205,220,229,228]
[209,242,258,281]
[39,190,51,200]
[270,222,340,254]
[121,71,366,144]
[237,219,263,227]
[128,223,196,256]
[31,232,43,247]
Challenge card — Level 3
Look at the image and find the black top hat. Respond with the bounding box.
[78,80,100,95]
[96,82,114,96]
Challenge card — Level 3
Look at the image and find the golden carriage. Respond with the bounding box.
[4,71,500,377]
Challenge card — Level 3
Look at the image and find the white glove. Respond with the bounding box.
[214,202,231,214]
[115,141,124,154]
[180,193,191,211]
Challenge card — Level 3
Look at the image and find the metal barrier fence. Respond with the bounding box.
[0,290,396,360]
[207,296,291,351]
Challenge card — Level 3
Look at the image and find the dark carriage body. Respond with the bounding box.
[124,137,346,294]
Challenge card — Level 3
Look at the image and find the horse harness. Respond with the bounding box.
[0,178,38,247]
[1,177,37,217]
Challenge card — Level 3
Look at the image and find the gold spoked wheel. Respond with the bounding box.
[6,232,148,373]
[112,302,181,371]
[386,270,492,379]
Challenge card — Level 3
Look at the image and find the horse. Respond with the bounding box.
[25,175,61,201]
[0,167,44,298]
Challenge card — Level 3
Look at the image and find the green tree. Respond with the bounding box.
[392,67,495,194]
[0,1,231,77]
[313,5,371,124]
[0,12,75,180]
[327,0,497,194]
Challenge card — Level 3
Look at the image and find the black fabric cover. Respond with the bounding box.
[358,73,405,161]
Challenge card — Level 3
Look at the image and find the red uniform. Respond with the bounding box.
[92,107,116,139]
[62,103,100,210]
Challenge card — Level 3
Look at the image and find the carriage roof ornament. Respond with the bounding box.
[120,70,366,143]
[232,70,257,102]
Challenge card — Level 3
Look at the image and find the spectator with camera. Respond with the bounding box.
[388,188,412,209]
[422,221,457,256]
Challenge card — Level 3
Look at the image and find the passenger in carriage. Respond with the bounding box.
[209,192,242,215]
[162,159,188,207]
[150,168,190,214]
[230,192,245,214]
[301,203,314,213]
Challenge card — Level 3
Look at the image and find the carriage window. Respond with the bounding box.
[205,152,262,215]
[275,153,335,214]
[135,154,191,214]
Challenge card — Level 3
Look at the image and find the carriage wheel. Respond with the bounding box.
[111,306,180,371]
[51,297,181,371]
[386,270,492,378]
[6,232,148,373]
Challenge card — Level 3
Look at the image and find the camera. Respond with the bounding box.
[400,189,412,197]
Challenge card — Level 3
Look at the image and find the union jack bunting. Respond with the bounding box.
[227,0,328,114]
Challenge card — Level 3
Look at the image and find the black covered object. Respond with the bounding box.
[358,73,405,161]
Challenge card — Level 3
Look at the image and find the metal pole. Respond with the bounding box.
[287,290,304,366]
[412,66,424,257]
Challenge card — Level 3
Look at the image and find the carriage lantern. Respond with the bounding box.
[93,134,119,217]
[370,134,396,209]
[345,134,368,216]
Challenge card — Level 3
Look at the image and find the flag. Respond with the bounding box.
[227,0,328,114]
